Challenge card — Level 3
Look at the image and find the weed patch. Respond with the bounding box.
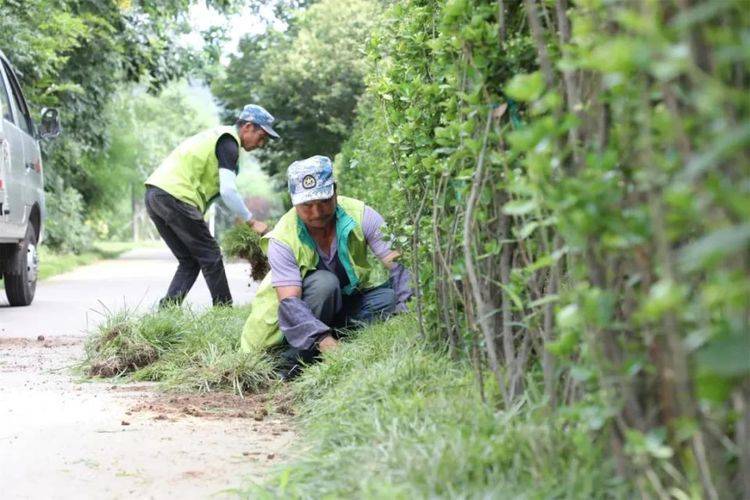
[84,305,275,393]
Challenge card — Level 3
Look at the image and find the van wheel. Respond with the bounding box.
[4,224,38,306]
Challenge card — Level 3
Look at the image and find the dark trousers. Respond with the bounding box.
[144,186,232,307]
[278,270,396,374]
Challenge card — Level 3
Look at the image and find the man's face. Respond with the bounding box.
[239,123,268,151]
[295,195,337,230]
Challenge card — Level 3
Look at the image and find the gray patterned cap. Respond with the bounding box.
[287,156,335,205]
[238,104,280,140]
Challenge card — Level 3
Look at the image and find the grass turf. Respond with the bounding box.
[250,315,628,499]
[220,223,269,281]
[83,304,275,394]
[79,233,273,393]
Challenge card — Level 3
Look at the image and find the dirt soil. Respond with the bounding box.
[0,336,295,499]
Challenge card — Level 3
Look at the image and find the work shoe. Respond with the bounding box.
[276,363,302,382]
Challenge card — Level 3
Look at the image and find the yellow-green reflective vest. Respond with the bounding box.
[145,126,240,213]
[240,196,388,351]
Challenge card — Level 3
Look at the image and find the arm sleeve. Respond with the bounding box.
[215,134,239,173]
[362,205,413,310]
[267,239,303,287]
[219,168,253,221]
[278,297,331,350]
[268,240,329,349]
[389,263,413,313]
[361,206,392,260]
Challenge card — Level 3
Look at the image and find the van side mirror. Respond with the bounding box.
[39,108,61,140]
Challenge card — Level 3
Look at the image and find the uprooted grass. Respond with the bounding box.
[84,305,275,393]
[220,223,269,281]
[250,315,628,498]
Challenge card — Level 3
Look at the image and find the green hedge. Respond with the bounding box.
[334,0,749,496]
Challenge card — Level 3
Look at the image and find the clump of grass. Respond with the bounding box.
[84,305,275,393]
[85,308,184,377]
[221,223,269,281]
[251,315,628,498]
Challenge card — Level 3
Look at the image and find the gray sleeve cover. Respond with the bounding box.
[219,168,253,221]
[390,263,413,313]
[278,297,331,350]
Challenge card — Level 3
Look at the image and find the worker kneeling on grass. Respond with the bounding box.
[240,155,412,379]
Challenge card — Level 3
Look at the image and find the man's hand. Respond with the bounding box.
[247,219,269,235]
[380,250,401,270]
[317,334,339,353]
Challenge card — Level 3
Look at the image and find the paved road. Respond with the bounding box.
[0,247,293,499]
[0,246,258,338]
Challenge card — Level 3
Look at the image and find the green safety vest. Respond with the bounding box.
[145,126,240,213]
[240,196,388,351]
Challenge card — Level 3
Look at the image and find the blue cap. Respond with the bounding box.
[238,104,280,140]
[287,156,335,205]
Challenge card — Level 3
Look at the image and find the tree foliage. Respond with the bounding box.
[0,0,242,248]
[212,0,385,178]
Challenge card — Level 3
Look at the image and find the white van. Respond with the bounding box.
[0,50,60,306]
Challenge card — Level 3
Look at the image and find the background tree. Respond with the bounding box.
[212,0,385,179]
[0,0,240,250]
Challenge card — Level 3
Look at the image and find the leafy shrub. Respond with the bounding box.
[44,181,93,254]
[332,0,749,496]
